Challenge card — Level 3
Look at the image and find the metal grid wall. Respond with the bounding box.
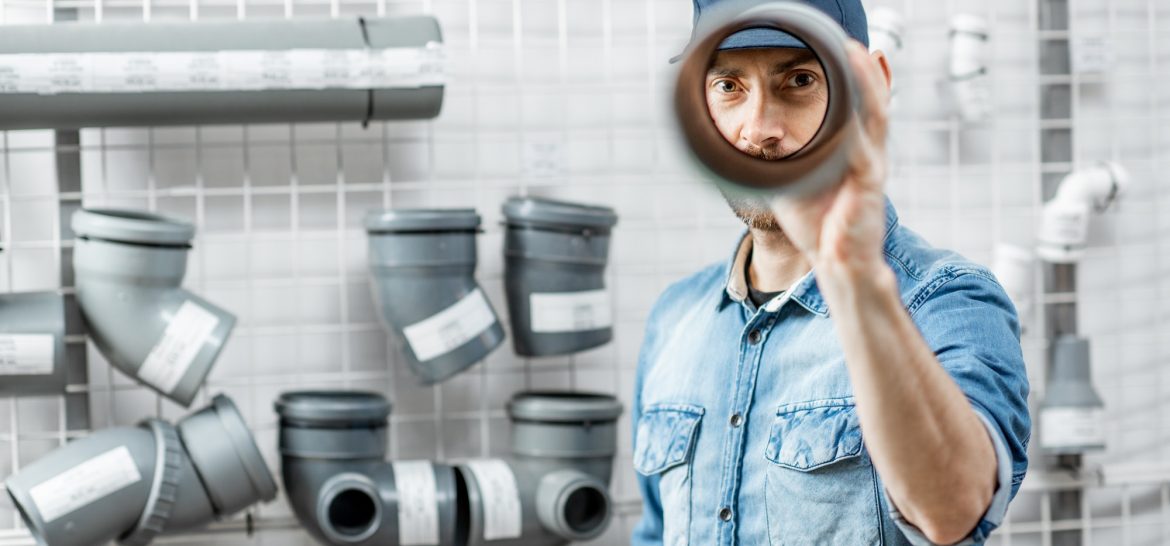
[0,0,1164,544]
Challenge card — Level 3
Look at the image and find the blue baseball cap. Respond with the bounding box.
[671,0,869,62]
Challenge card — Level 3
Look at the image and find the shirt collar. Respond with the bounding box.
[718,195,901,316]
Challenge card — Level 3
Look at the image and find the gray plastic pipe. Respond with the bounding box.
[365,209,504,384]
[0,16,443,129]
[0,292,68,396]
[672,0,862,195]
[458,391,623,545]
[71,208,235,407]
[275,391,465,546]
[5,395,277,546]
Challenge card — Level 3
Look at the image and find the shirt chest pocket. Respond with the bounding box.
[764,398,881,546]
[634,403,703,546]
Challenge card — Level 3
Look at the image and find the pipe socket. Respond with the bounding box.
[0,291,69,396]
[0,16,444,130]
[275,391,466,546]
[5,395,277,546]
[459,391,623,546]
[502,198,617,357]
[867,7,904,103]
[71,208,235,406]
[365,209,504,383]
[949,14,992,122]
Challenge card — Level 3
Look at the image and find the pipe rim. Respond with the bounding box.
[72,208,195,247]
[316,473,383,544]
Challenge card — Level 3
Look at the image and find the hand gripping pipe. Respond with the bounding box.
[5,395,278,546]
[0,16,443,129]
[458,391,624,545]
[275,391,466,546]
[71,208,236,406]
[0,291,69,396]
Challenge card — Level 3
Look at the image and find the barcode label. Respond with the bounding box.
[402,289,497,362]
[29,446,142,523]
[0,44,445,95]
[392,460,440,545]
[0,334,54,375]
[529,289,613,333]
[138,301,219,394]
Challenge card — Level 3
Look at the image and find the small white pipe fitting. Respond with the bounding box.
[949,14,991,122]
[1037,162,1128,263]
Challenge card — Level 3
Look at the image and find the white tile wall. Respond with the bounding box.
[0,0,1166,544]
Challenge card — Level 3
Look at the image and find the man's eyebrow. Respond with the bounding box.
[707,66,744,79]
[768,50,820,76]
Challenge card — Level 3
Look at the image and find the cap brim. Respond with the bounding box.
[670,27,809,63]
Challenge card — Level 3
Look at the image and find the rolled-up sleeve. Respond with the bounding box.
[886,267,1032,545]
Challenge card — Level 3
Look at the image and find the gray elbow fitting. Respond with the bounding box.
[364,209,504,384]
[5,395,277,546]
[275,391,466,546]
[71,208,236,406]
[0,291,69,396]
[459,391,623,546]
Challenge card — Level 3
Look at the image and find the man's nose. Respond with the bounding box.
[738,92,786,151]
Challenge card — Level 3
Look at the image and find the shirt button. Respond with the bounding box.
[729,413,744,427]
[718,507,733,521]
[747,330,762,345]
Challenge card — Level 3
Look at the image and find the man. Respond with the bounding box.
[631,1,1031,545]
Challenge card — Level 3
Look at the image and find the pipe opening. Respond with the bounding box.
[563,485,608,535]
[327,488,379,539]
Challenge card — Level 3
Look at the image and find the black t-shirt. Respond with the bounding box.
[745,251,785,308]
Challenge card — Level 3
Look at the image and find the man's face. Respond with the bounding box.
[704,47,828,231]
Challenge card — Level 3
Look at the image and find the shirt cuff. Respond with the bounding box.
[883,409,1013,545]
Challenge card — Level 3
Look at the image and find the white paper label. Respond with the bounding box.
[530,289,613,333]
[465,459,522,540]
[0,44,445,95]
[0,334,54,375]
[392,460,440,546]
[402,289,497,362]
[29,446,142,523]
[1041,407,1105,449]
[138,301,220,394]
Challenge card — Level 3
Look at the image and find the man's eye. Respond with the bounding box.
[715,80,738,93]
[789,72,816,88]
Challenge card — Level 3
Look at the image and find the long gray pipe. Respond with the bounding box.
[0,16,443,129]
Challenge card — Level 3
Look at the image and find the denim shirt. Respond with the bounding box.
[631,198,1031,546]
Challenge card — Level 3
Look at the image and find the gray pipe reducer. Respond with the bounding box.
[71,208,236,407]
[5,395,277,546]
[365,209,504,383]
[502,197,618,357]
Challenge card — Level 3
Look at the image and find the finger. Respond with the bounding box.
[846,41,890,147]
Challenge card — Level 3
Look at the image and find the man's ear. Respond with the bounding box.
[869,50,893,91]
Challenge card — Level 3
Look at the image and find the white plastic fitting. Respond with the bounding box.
[991,243,1036,332]
[868,7,904,101]
[1037,162,1128,263]
[949,14,991,122]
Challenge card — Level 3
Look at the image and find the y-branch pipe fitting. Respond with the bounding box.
[275,391,466,546]
[458,391,623,546]
[0,291,69,395]
[673,0,863,195]
[365,209,505,384]
[71,208,236,406]
[5,395,277,546]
